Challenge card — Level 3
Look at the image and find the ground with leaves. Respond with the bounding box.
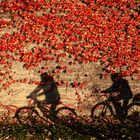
[0,115,140,140]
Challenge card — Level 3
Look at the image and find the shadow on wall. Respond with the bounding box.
[81,73,133,117]
[101,73,133,118]
[27,72,61,116]
[26,72,133,119]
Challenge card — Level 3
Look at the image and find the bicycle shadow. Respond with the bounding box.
[27,72,61,119]
[101,73,133,119]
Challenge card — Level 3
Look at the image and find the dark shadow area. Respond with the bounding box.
[15,72,78,126]
[101,73,133,118]
[62,116,140,140]
[27,72,60,118]
[1,114,140,140]
[11,72,140,139]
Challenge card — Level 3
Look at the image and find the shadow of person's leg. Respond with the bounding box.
[112,94,126,118]
[122,100,129,117]
[50,103,57,120]
[112,101,123,118]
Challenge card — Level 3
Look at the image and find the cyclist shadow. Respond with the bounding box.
[27,72,61,120]
[102,73,133,119]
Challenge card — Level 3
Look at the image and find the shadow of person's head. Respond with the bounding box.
[40,72,54,84]
[40,72,60,107]
[111,73,122,82]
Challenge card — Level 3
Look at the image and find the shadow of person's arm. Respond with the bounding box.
[27,84,42,99]
[101,86,113,93]
[101,82,118,93]
[30,83,52,98]
[38,83,53,95]
[36,92,44,97]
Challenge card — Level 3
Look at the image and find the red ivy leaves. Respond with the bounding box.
[0,0,140,90]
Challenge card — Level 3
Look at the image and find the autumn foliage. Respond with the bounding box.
[0,0,140,90]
